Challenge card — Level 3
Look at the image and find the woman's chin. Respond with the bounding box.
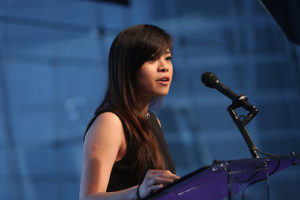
[155,90,170,96]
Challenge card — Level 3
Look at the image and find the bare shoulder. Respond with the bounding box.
[84,112,125,157]
[86,112,123,136]
[96,111,123,127]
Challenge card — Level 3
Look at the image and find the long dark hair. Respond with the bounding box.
[88,24,172,179]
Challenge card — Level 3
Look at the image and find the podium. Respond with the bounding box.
[146,153,300,200]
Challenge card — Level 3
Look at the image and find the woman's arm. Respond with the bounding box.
[79,112,179,200]
[80,112,129,199]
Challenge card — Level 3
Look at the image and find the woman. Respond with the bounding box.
[79,24,179,200]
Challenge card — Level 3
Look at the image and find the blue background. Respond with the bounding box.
[0,0,300,199]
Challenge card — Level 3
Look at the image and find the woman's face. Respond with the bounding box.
[135,49,173,101]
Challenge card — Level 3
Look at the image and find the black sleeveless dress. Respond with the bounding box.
[84,108,176,192]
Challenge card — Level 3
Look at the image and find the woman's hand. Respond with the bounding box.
[138,170,180,199]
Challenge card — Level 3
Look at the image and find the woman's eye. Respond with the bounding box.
[166,56,172,60]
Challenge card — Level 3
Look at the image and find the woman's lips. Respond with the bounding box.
[157,76,170,85]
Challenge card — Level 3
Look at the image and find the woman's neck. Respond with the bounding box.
[138,95,151,115]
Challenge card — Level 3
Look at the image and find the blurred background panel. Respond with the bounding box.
[0,0,300,199]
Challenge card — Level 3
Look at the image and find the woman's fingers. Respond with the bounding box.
[148,177,175,185]
[147,170,180,179]
[146,170,180,182]
[139,169,180,198]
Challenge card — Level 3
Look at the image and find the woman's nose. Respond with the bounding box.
[158,59,169,72]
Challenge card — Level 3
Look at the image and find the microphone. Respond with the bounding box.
[201,72,256,111]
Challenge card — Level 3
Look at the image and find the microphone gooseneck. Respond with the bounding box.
[201,72,260,158]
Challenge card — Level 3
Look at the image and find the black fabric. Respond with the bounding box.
[84,107,175,192]
[147,111,176,174]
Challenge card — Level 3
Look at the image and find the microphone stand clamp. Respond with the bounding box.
[227,94,260,158]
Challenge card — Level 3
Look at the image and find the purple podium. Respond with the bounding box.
[146,153,300,200]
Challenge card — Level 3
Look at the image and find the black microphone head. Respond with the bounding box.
[201,72,219,88]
